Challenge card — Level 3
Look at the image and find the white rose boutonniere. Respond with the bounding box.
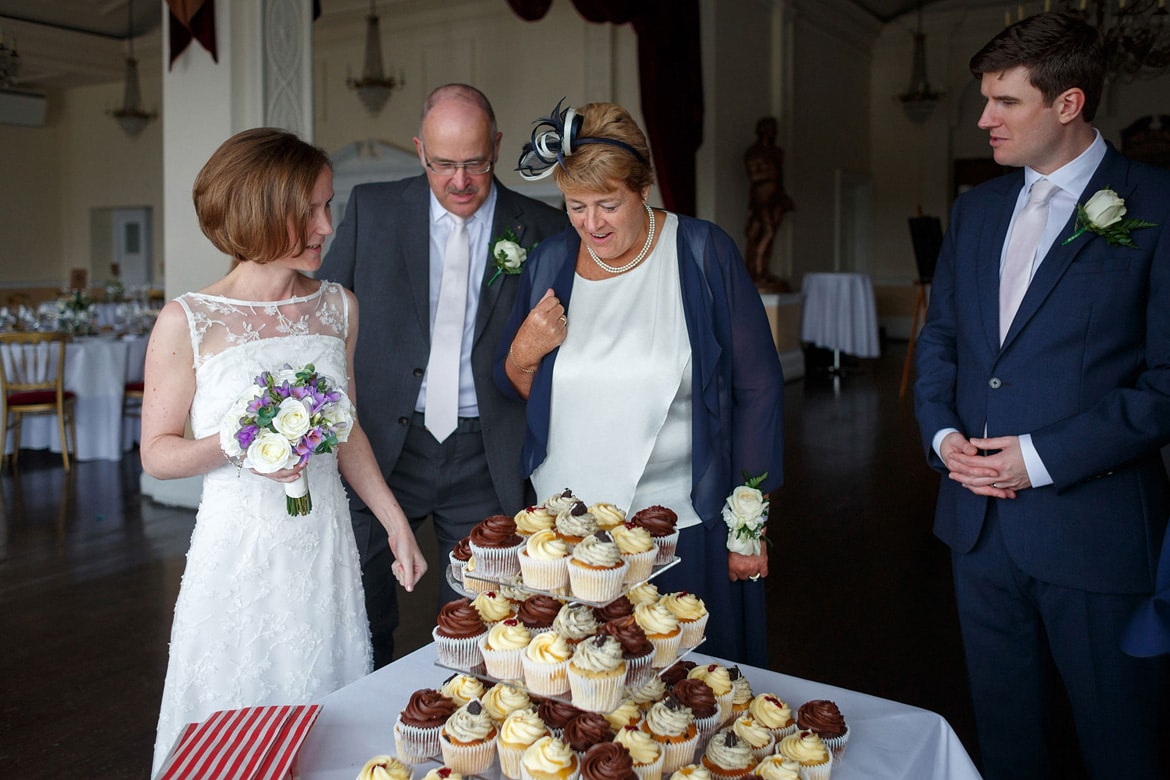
[488,228,536,285]
[723,472,771,556]
[1062,187,1156,249]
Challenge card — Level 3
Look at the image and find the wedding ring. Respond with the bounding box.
[992,483,1000,489]
[749,573,761,581]
[559,315,567,325]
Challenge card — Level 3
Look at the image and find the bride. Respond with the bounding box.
[142,128,427,774]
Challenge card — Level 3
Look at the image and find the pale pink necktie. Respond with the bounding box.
[424,214,469,443]
[999,179,1059,344]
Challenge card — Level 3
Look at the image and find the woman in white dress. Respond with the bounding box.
[142,128,427,774]
[495,103,784,666]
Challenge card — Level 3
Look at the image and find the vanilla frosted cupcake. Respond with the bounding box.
[613,723,665,780]
[747,695,795,741]
[420,767,462,780]
[557,501,600,546]
[522,630,574,695]
[700,730,756,780]
[568,634,627,712]
[568,531,629,603]
[727,668,753,721]
[520,529,570,592]
[544,488,581,516]
[472,590,517,624]
[589,503,628,531]
[641,696,699,775]
[687,665,733,723]
[483,683,533,724]
[440,699,499,775]
[751,755,801,780]
[729,716,774,763]
[634,602,681,668]
[659,592,709,650]
[554,603,601,646]
[628,676,667,711]
[480,619,532,681]
[626,583,660,607]
[498,708,552,779]
[775,730,831,780]
[669,765,711,780]
[516,505,557,536]
[441,673,485,707]
[605,701,643,733]
[610,523,657,585]
[462,555,492,594]
[521,735,581,780]
[356,755,413,780]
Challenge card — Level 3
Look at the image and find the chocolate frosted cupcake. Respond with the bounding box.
[613,723,665,780]
[440,699,498,775]
[450,537,473,586]
[687,665,733,725]
[672,679,721,750]
[600,616,655,690]
[568,531,629,603]
[629,506,679,564]
[469,514,525,580]
[660,661,697,689]
[394,688,458,763]
[518,594,564,635]
[538,697,584,738]
[795,700,848,761]
[563,711,614,756]
[580,742,637,780]
[700,730,756,780]
[594,596,634,624]
[433,598,487,669]
[556,501,600,546]
[498,708,552,780]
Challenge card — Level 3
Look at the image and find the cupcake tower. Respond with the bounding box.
[450,489,682,605]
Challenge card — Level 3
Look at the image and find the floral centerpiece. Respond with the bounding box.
[56,289,94,335]
[219,364,354,516]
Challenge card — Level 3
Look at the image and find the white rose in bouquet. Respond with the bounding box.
[272,396,312,440]
[218,395,254,459]
[321,394,355,443]
[246,430,297,473]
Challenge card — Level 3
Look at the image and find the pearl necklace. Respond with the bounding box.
[587,202,656,274]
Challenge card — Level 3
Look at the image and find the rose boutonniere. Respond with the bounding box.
[723,472,771,556]
[1062,187,1156,249]
[488,228,535,286]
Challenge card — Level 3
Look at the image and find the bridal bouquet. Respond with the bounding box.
[219,364,353,516]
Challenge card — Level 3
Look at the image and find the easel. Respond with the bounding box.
[900,214,942,398]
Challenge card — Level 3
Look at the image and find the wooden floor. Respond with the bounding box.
[1,341,1011,778]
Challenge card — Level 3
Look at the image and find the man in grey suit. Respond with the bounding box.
[321,84,569,666]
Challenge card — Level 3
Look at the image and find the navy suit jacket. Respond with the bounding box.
[915,145,1170,594]
[492,215,785,524]
[320,174,568,515]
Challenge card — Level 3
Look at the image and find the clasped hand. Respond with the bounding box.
[941,432,1030,499]
[510,288,567,370]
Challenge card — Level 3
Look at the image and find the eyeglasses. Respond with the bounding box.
[422,151,493,177]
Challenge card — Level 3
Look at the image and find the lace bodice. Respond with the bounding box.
[176,281,351,439]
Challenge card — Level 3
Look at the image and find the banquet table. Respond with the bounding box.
[1,334,148,461]
[295,646,982,780]
[800,272,881,360]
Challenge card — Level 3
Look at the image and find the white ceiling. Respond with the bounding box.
[0,0,1008,91]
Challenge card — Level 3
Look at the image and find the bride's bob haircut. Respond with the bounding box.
[193,128,331,265]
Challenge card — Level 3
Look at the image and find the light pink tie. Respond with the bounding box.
[999,179,1059,344]
[424,215,469,443]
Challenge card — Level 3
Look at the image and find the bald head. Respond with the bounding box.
[414,84,502,218]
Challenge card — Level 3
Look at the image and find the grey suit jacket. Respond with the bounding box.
[320,173,569,515]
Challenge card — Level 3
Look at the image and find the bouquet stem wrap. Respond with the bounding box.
[286,472,312,516]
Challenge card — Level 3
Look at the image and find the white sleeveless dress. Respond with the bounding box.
[151,282,372,774]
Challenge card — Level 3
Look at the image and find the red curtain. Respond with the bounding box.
[504,0,703,216]
[167,0,218,68]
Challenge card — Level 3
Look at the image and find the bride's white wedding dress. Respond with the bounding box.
[151,282,371,775]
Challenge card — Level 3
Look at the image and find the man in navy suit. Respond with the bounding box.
[915,13,1170,778]
[321,84,568,667]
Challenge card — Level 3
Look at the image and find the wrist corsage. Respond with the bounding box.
[1061,187,1156,249]
[723,472,770,556]
[488,228,534,286]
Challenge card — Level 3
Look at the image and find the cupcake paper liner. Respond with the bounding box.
[520,760,581,780]
[567,664,627,712]
[432,627,485,670]
[652,730,698,776]
[498,735,550,780]
[521,655,571,696]
[479,635,527,681]
[394,720,443,764]
[630,749,665,780]
[646,630,682,669]
[440,733,498,776]
[820,726,849,763]
[624,649,656,690]
[519,552,570,592]
[567,560,629,603]
[469,539,525,580]
[622,549,658,586]
[677,614,709,651]
[692,711,722,753]
[651,531,680,566]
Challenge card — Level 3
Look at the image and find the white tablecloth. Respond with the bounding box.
[801,272,881,358]
[295,647,981,780]
[2,334,148,461]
